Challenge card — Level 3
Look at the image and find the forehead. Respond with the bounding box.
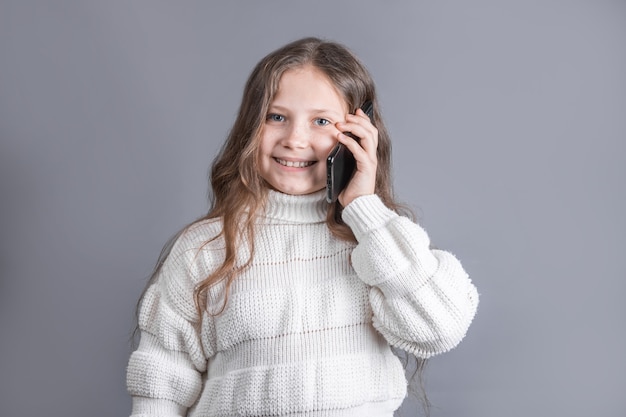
[272,66,348,112]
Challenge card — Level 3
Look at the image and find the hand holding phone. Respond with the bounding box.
[326,101,374,204]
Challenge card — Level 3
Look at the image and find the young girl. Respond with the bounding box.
[127,37,478,417]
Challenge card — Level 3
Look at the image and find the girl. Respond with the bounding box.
[127,37,478,417]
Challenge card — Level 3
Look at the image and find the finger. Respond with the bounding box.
[342,112,377,140]
[355,107,372,121]
[336,132,375,168]
[336,120,378,153]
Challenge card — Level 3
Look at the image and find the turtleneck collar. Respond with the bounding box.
[261,189,328,224]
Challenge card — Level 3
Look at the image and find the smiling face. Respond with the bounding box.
[258,65,348,196]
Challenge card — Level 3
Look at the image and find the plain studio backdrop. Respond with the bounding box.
[1,1,624,416]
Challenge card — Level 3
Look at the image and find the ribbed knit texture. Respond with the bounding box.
[127,190,479,417]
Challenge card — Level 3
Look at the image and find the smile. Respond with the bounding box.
[274,158,315,168]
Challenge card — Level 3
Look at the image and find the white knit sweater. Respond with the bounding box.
[127,190,478,417]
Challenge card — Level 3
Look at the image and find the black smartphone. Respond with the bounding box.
[326,100,374,204]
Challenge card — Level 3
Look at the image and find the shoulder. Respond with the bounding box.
[176,218,224,251]
[162,218,225,285]
[142,218,225,322]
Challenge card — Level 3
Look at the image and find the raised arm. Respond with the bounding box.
[342,194,479,358]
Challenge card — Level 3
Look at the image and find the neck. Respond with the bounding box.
[262,189,328,224]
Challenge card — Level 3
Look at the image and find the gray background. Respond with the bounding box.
[1,1,624,416]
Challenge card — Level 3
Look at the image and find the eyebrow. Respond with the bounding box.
[268,104,343,118]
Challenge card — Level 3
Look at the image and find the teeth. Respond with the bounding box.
[275,158,314,168]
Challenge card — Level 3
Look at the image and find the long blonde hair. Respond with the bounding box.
[136,36,427,414]
[188,37,405,314]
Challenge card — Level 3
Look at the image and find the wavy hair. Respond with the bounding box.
[194,37,404,313]
[135,36,428,415]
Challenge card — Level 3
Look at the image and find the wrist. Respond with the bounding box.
[341,194,396,240]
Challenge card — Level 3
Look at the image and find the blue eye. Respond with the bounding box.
[314,118,331,126]
[267,113,285,122]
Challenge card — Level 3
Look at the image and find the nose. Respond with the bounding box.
[281,124,309,149]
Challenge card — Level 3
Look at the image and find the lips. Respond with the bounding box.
[274,157,315,168]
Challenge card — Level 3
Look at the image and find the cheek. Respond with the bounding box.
[316,134,338,155]
[258,133,274,155]
[259,126,283,150]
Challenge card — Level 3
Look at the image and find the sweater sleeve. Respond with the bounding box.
[126,228,218,416]
[341,194,479,359]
